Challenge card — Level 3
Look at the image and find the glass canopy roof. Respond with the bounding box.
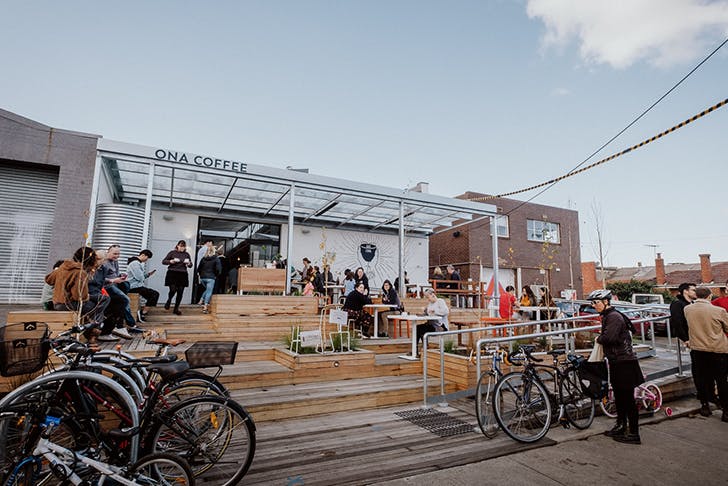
[98,139,496,234]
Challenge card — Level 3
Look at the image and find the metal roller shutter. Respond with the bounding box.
[0,163,59,303]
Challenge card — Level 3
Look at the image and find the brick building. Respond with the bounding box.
[582,253,728,297]
[429,192,582,298]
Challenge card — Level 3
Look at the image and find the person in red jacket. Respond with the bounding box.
[711,281,728,312]
[499,285,518,319]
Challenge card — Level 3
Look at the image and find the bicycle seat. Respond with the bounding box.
[148,338,186,347]
[146,360,190,379]
[547,350,565,357]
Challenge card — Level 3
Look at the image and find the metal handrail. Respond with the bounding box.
[420,313,666,406]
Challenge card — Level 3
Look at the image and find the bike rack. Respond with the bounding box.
[421,313,665,407]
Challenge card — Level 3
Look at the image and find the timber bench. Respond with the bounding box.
[6,310,76,334]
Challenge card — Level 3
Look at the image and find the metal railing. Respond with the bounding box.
[420,313,666,406]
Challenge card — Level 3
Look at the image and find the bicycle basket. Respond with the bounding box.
[577,361,609,399]
[185,341,238,368]
[0,322,51,377]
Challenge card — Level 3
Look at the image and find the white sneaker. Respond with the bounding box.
[112,328,133,339]
[98,334,120,342]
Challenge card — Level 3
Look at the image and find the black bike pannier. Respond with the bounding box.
[577,361,609,399]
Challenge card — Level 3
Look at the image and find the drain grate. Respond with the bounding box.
[395,408,474,437]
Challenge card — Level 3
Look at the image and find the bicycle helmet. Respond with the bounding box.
[586,289,612,301]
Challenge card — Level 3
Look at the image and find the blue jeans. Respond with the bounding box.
[105,284,136,326]
[201,278,216,305]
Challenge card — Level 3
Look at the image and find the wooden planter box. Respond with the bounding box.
[274,347,375,377]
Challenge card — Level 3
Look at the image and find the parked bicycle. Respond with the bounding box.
[0,322,256,486]
[492,345,596,443]
[2,414,194,485]
[474,347,508,438]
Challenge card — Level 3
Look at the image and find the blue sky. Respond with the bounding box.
[2,0,727,268]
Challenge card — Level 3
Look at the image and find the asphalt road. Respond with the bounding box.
[375,398,728,486]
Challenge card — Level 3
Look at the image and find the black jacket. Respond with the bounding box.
[197,256,222,279]
[381,288,401,310]
[669,296,691,342]
[597,307,638,362]
[343,289,371,312]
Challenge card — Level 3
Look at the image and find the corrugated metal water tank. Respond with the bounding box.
[92,204,146,272]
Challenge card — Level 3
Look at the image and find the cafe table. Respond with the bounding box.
[388,314,441,361]
[363,303,397,338]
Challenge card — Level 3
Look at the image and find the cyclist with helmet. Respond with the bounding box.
[588,289,644,445]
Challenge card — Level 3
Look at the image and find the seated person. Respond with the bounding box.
[343,281,373,336]
[302,275,316,296]
[45,247,108,342]
[415,288,449,356]
[126,249,159,321]
[41,260,64,310]
[380,279,402,336]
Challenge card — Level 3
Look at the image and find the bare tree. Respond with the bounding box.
[590,199,609,288]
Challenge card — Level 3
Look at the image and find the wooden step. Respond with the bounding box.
[232,375,454,422]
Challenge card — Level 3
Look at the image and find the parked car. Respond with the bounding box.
[576,300,665,338]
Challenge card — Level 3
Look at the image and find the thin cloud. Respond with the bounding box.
[551,87,571,96]
[526,0,728,68]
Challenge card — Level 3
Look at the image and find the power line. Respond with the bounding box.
[468,36,728,216]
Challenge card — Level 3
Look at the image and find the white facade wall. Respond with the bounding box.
[280,224,428,289]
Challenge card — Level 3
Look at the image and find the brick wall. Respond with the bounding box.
[581,261,599,295]
[430,192,583,298]
[0,110,100,270]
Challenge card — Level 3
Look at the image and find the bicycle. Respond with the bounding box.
[2,413,194,485]
[492,345,596,443]
[474,347,508,438]
[599,362,671,418]
[0,324,256,486]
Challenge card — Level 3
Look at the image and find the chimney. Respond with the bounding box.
[699,253,713,283]
[410,182,429,193]
[655,253,665,285]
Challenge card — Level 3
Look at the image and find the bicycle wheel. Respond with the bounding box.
[561,370,595,429]
[492,372,551,443]
[128,452,195,485]
[640,383,662,413]
[147,395,256,485]
[599,386,617,418]
[475,371,499,438]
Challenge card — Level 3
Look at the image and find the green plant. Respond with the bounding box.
[443,339,456,354]
[330,332,360,352]
[606,279,656,301]
[282,327,318,354]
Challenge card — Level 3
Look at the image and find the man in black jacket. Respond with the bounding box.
[670,282,710,410]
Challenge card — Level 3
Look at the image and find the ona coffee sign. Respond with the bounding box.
[154,149,247,174]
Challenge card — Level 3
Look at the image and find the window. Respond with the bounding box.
[491,215,509,238]
[527,219,560,243]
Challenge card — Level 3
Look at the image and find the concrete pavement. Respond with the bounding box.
[374,398,728,486]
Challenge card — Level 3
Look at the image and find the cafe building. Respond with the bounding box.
[0,108,498,303]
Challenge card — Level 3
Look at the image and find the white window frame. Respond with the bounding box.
[493,215,509,238]
[527,219,560,244]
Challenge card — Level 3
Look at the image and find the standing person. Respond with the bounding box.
[519,285,537,320]
[380,279,401,337]
[445,265,461,306]
[415,288,449,356]
[670,283,701,406]
[299,257,311,279]
[499,285,518,320]
[431,266,444,280]
[228,264,239,294]
[343,269,355,297]
[126,249,159,323]
[393,271,409,295]
[684,287,728,421]
[589,289,644,445]
[214,254,229,294]
[162,240,193,315]
[197,247,221,314]
[711,281,728,312]
[195,239,214,304]
[354,267,369,291]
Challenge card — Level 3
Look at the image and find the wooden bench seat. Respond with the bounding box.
[6,310,76,334]
[211,295,318,317]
